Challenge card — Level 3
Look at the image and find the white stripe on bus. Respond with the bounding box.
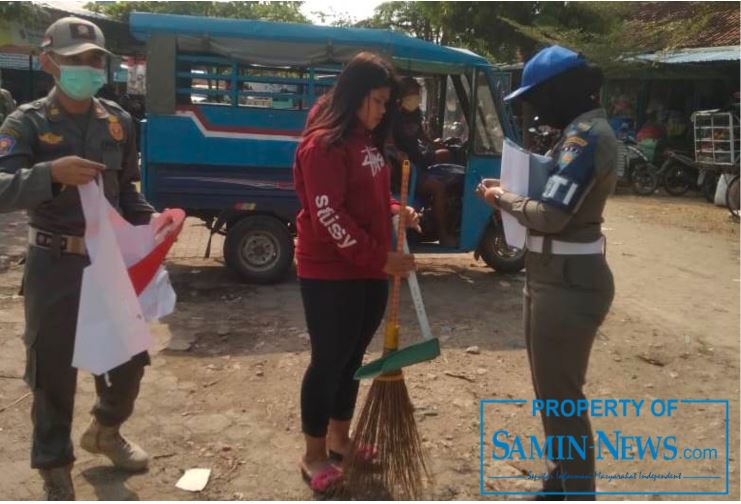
[175,110,302,143]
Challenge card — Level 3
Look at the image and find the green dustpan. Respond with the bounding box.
[355,235,440,380]
[354,338,440,380]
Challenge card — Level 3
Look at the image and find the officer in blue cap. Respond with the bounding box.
[477,45,617,499]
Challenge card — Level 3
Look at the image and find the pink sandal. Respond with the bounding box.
[300,464,343,494]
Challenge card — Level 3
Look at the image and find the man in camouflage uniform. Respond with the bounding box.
[0,17,154,500]
[478,46,617,500]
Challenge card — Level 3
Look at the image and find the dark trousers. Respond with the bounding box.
[299,278,388,438]
[524,253,614,499]
[22,247,148,470]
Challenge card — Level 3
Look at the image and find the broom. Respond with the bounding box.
[345,159,431,500]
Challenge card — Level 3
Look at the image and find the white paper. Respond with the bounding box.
[176,468,211,492]
[500,139,531,249]
[500,139,555,249]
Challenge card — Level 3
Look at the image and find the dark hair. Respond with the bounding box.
[399,76,421,96]
[532,64,603,105]
[524,63,604,128]
[559,64,603,98]
[304,51,398,151]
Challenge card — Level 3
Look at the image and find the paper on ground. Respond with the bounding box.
[176,468,211,492]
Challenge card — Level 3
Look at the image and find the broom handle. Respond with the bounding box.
[383,159,410,354]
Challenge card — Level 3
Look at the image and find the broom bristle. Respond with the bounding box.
[344,376,432,500]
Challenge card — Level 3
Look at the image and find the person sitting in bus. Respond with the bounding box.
[391,77,457,247]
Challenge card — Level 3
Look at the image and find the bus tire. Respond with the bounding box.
[477,220,526,274]
[223,215,294,284]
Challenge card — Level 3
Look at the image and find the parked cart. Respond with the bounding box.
[692,110,740,217]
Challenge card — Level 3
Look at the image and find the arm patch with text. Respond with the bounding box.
[540,129,596,212]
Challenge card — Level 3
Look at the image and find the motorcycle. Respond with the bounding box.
[618,138,659,195]
[656,149,706,197]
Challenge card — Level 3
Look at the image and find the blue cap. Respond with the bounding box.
[504,45,587,102]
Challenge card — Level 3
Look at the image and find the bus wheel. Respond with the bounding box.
[223,215,294,284]
[476,220,526,274]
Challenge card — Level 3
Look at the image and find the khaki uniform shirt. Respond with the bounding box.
[499,108,618,243]
[0,90,153,234]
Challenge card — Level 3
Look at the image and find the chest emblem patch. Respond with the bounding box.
[39,132,64,146]
[108,116,124,142]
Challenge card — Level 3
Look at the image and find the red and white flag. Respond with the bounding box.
[75,179,185,375]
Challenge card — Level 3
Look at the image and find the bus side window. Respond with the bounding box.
[175,57,342,111]
[176,56,232,106]
[239,66,307,110]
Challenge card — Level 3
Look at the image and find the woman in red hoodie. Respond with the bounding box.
[293,52,417,492]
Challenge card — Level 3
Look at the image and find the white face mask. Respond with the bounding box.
[402,95,422,112]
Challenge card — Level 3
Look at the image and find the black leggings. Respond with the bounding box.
[299,278,388,437]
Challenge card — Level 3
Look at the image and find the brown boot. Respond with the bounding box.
[80,418,149,472]
[39,465,75,501]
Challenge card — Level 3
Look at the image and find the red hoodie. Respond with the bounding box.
[293,124,397,280]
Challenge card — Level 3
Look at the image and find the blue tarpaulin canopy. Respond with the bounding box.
[129,12,489,74]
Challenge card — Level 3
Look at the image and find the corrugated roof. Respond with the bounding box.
[634,45,740,64]
[629,2,740,49]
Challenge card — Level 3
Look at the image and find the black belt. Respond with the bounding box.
[28,227,87,256]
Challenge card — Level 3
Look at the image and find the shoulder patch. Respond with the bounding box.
[0,134,17,156]
[564,135,588,148]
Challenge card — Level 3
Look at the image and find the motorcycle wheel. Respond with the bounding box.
[630,162,659,196]
[664,163,692,196]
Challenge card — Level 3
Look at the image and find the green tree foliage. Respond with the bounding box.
[360,1,539,60]
[360,1,738,67]
[0,1,48,23]
[83,1,309,23]
[499,2,634,66]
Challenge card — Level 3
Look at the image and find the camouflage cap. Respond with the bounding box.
[40,17,112,57]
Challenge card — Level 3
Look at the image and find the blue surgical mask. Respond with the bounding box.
[51,59,107,100]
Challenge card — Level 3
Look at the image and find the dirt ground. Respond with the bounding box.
[0,192,739,500]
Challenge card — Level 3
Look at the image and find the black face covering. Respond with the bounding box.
[522,65,603,130]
